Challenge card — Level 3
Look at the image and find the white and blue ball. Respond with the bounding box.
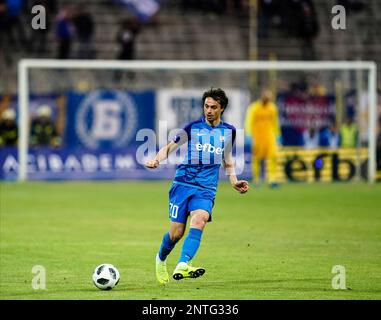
[92,263,120,290]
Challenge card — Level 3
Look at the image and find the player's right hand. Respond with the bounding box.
[145,159,160,169]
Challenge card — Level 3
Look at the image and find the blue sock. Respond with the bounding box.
[158,232,177,261]
[179,228,203,263]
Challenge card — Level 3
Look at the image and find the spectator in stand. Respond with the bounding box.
[114,17,140,81]
[0,108,18,147]
[116,17,140,61]
[303,127,319,149]
[30,105,61,147]
[72,6,95,59]
[3,0,29,62]
[299,0,319,60]
[339,115,359,148]
[286,0,319,60]
[307,74,328,96]
[258,0,282,38]
[319,119,339,149]
[55,6,74,59]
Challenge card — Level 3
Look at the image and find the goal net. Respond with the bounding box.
[6,60,378,182]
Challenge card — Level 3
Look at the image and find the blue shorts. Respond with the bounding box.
[168,182,216,224]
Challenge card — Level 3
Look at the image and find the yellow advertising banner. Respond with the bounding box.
[273,147,374,183]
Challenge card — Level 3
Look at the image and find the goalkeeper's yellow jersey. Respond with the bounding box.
[245,100,280,142]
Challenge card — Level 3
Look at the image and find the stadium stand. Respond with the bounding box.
[0,0,380,93]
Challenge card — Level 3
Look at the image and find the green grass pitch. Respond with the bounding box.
[1,181,380,300]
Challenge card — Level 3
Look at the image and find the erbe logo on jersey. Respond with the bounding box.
[76,90,138,149]
[196,143,224,155]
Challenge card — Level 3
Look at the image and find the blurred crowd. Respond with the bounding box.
[302,115,359,150]
[0,102,63,148]
[0,0,141,63]
[0,0,370,65]
[0,0,149,67]
[0,0,57,63]
[258,0,319,60]
[258,0,367,60]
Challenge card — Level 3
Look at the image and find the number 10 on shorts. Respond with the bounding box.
[169,203,179,219]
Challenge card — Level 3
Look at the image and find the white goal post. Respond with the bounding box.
[17,59,378,182]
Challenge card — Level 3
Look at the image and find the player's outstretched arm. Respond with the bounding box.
[145,141,178,169]
[223,156,249,194]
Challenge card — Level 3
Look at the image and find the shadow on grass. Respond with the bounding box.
[0,284,163,298]
[201,278,381,294]
[2,278,381,299]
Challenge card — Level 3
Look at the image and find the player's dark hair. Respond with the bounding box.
[202,88,229,114]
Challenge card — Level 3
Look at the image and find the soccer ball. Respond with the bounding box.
[92,263,120,290]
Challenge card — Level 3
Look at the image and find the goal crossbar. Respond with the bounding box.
[19,59,376,70]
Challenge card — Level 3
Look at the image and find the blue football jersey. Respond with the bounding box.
[172,117,236,192]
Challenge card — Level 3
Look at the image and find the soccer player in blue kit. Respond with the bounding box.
[145,88,249,284]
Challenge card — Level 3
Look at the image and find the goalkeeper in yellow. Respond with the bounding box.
[245,89,281,187]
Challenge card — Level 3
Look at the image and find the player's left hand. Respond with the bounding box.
[233,180,249,194]
[145,159,160,169]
